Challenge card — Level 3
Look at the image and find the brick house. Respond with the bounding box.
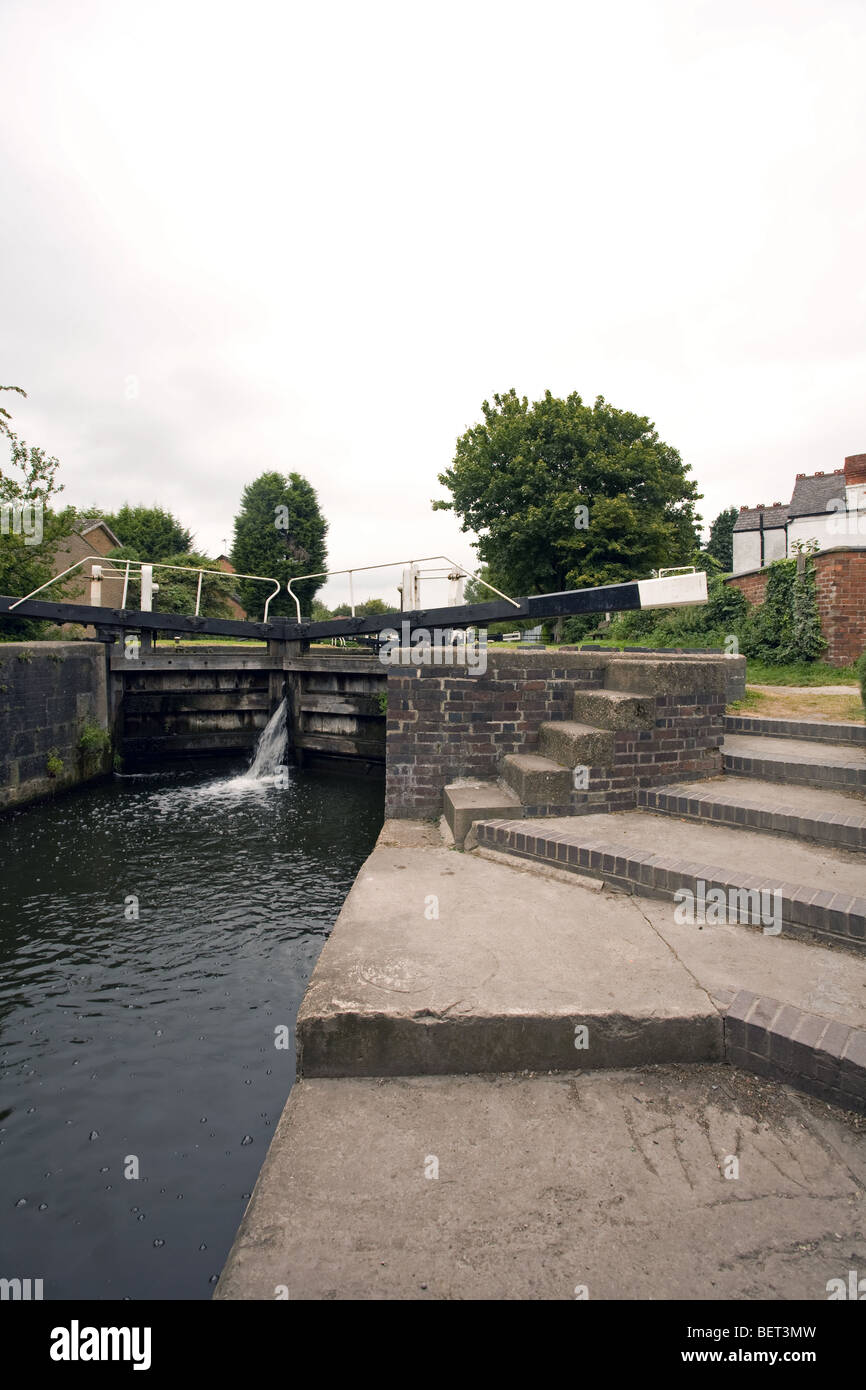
[52,518,125,606]
[727,453,866,667]
[731,453,866,574]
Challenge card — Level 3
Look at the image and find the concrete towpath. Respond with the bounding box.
[216,820,866,1300]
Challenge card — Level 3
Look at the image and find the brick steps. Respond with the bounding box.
[640,776,866,853]
[474,812,866,950]
[723,733,866,795]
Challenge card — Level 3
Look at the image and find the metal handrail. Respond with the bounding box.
[9,556,282,621]
[284,555,520,623]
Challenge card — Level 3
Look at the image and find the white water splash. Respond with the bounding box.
[246,698,288,780]
[138,700,292,811]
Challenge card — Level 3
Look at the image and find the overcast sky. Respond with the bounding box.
[1,0,864,609]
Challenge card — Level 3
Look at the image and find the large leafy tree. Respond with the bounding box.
[230,471,328,618]
[102,503,192,560]
[704,505,738,572]
[0,385,72,636]
[434,389,701,597]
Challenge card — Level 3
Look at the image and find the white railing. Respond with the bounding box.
[8,556,282,621]
[7,551,519,627]
[285,555,520,623]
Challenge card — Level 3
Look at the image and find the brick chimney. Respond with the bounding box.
[844,453,866,485]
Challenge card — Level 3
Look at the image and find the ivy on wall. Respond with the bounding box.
[744,553,826,664]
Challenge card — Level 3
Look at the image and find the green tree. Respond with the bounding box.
[231,471,328,618]
[434,390,700,603]
[102,503,192,560]
[705,506,738,572]
[149,552,234,619]
[331,597,391,617]
[0,385,70,636]
[464,565,533,636]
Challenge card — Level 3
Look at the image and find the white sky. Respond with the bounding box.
[1,0,864,609]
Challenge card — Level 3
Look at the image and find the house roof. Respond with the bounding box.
[733,504,789,533]
[788,470,846,519]
[77,518,122,548]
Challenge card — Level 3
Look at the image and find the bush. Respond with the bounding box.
[607,573,748,650]
[857,649,866,711]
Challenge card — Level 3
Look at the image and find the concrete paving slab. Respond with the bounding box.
[215,1066,866,1301]
[642,901,866,1031]
[296,845,721,1077]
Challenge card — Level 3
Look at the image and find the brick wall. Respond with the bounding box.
[385,651,727,820]
[0,642,111,811]
[726,546,866,667]
[725,569,767,606]
[816,550,866,666]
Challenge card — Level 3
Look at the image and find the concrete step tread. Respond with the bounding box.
[296,844,722,1077]
[443,782,523,846]
[572,689,657,731]
[502,752,568,772]
[539,719,606,737]
[647,776,866,822]
[725,713,866,747]
[445,782,522,803]
[584,689,648,703]
[483,811,866,902]
[724,733,866,769]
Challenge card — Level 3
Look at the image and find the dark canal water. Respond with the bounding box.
[0,757,383,1299]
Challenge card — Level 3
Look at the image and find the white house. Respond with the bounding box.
[731,453,866,575]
